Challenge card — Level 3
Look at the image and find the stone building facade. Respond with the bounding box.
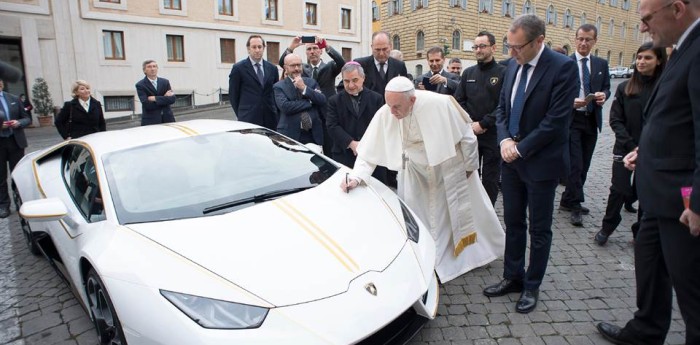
[0,0,371,121]
[373,0,647,76]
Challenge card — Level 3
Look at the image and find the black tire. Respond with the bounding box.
[86,268,128,345]
[13,188,41,256]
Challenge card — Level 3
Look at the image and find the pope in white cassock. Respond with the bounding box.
[341,76,505,283]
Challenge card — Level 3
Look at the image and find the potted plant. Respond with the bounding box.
[31,77,54,127]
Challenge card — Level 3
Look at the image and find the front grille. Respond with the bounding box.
[356,307,428,345]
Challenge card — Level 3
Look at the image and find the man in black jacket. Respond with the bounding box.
[454,31,506,205]
[0,78,30,218]
[354,31,408,99]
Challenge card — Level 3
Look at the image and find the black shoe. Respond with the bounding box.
[570,210,583,227]
[0,207,9,218]
[559,204,590,215]
[483,279,523,297]
[594,230,611,246]
[515,289,539,313]
[624,202,637,213]
[596,322,635,345]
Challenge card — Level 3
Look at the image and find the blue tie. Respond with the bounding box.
[581,57,593,112]
[255,63,264,85]
[509,63,531,138]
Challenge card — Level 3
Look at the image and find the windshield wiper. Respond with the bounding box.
[202,187,313,214]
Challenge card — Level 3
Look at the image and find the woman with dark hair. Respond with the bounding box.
[55,80,106,139]
[594,42,667,246]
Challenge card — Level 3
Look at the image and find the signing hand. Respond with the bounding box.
[340,176,360,193]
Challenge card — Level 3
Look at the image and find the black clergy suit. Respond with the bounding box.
[274,77,326,146]
[560,53,610,210]
[135,76,176,125]
[354,56,407,98]
[495,47,579,290]
[326,88,387,183]
[619,23,700,345]
[228,58,279,130]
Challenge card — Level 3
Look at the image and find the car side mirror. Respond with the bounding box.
[19,198,68,222]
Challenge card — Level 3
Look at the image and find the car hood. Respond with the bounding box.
[126,180,409,307]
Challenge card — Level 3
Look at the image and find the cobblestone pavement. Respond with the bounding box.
[0,84,687,344]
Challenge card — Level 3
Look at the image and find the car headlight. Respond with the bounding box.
[399,200,420,243]
[161,290,269,329]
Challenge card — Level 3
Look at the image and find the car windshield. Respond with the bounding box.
[103,129,339,224]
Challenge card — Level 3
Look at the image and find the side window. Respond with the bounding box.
[62,146,106,222]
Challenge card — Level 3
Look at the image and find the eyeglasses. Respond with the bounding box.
[472,44,494,50]
[575,37,596,43]
[286,63,302,68]
[504,38,535,52]
[640,0,687,26]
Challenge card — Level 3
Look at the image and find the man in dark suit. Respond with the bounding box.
[354,31,408,98]
[229,35,279,130]
[279,36,345,155]
[326,61,386,183]
[454,31,507,205]
[560,24,611,226]
[596,0,700,344]
[274,54,326,146]
[484,14,579,314]
[135,60,176,126]
[416,46,460,95]
[0,78,31,218]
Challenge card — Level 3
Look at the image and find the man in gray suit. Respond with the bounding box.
[0,78,31,218]
[416,46,460,95]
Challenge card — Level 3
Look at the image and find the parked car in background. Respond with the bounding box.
[609,66,631,78]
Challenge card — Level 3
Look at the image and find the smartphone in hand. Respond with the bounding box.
[301,36,315,43]
[584,93,596,103]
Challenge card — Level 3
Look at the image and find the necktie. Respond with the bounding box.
[312,66,319,80]
[581,57,593,113]
[508,63,531,138]
[255,63,264,85]
[0,104,10,138]
[379,62,386,80]
[151,79,157,90]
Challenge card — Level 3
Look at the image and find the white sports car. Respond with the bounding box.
[14,119,439,344]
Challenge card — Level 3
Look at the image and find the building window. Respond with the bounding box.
[450,0,467,8]
[546,5,556,25]
[103,96,133,112]
[502,37,509,55]
[173,94,192,108]
[166,35,184,62]
[218,0,233,15]
[102,30,125,60]
[595,48,599,56]
[372,1,380,21]
[388,0,402,15]
[621,22,626,38]
[452,30,461,50]
[599,0,606,4]
[341,8,351,30]
[609,19,614,36]
[100,0,120,2]
[416,31,425,51]
[393,35,401,50]
[581,12,587,25]
[265,0,278,20]
[606,50,611,62]
[522,0,533,14]
[634,24,640,40]
[564,9,573,28]
[618,52,623,65]
[596,16,602,32]
[220,38,235,63]
[415,64,423,76]
[479,0,492,13]
[164,0,180,10]
[502,0,514,17]
[610,0,618,6]
[266,42,279,65]
[342,48,352,62]
[305,3,317,25]
[562,44,570,54]
[411,0,428,10]
[622,0,630,10]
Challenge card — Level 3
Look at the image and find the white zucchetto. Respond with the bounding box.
[385,76,415,92]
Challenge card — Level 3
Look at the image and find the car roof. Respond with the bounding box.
[72,119,261,156]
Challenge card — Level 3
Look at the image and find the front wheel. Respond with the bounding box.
[86,268,128,345]
[13,188,41,256]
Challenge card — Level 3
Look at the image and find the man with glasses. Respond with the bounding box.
[560,24,611,227]
[484,14,579,314]
[416,46,460,95]
[597,0,700,344]
[454,31,506,205]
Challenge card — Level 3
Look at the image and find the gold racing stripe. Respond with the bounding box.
[273,199,358,273]
[164,123,199,136]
